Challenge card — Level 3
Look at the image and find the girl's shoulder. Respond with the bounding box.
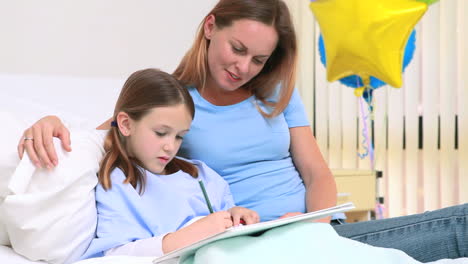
[95,167,131,195]
[109,167,127,181]
[98,167,130,190]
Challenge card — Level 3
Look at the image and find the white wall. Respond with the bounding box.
[0,0,218,79]
[0,1,219,129]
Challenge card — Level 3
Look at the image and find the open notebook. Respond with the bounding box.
[153,202,355,264]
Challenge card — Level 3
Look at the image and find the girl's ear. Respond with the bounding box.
[116,112,132,136]
[203,14,216,40]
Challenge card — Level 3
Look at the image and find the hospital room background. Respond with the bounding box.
[0,0,466,238]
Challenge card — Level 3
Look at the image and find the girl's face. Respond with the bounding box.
[124,104,192,175]
[204,17,278,93]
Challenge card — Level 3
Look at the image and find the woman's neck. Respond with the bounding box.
[200,80,252,106]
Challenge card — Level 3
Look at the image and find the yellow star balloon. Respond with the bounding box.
[310,0,427,88]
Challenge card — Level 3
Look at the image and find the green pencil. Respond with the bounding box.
[198,179,214,213]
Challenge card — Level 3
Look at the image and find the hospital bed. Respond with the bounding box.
[1,74,467,264]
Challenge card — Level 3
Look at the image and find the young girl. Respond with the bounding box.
[81,68,259,259]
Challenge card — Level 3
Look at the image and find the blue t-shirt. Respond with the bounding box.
[179,87,310,221]
[82,158,235,258]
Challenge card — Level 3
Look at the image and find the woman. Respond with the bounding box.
[17,0,467,262]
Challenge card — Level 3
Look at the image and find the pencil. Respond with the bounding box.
[198,179,214,213]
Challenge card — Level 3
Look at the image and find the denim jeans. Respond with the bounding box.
[333,203,468,263]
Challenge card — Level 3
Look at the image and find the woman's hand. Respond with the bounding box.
[17,115,71,168]
[229,206,260,226]
[162,211,233,253]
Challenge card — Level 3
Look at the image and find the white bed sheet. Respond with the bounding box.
[0,245,46,264]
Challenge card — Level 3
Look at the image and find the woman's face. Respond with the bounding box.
[204,17,278,93]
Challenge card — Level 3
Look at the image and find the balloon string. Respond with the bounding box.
[367,90,375,170]
[356,78,375,169]
[375,202,385,219]
[358,97,370,159]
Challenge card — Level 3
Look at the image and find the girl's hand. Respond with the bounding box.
[228,206,260,226]
[162,211,232,253]
[17,115,71,168]
[194,211,234,235]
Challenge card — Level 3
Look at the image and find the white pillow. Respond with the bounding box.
[0,112,31,246]
[0,128,106,264]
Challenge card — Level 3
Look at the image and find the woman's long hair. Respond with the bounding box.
[173,0,297,118]
[99,69,197,194]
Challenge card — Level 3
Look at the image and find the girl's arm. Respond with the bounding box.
[289,126,337,223]
[87,167,234,258]
[105,234,169,257]
[103,209,235,257]
[106,212,234,256]
[162,211,233,254]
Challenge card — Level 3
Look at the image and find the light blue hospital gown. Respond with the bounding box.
[81,158,235,259]
[179,87,309,221]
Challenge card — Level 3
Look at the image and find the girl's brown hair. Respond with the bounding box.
[99,68,197,194]
[173,0,297,118]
